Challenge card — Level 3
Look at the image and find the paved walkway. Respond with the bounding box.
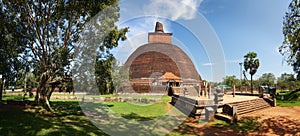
[222,94,259,104]
[185,94,259,104]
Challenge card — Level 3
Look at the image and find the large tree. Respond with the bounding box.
[277,73,300,90]
[1,0,128,111]
[279,0,300,79]
[244,52,260,94]
[258,73,276,86]
[223,75,239,87]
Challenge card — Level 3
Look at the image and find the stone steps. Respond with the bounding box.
[228,98,271,115]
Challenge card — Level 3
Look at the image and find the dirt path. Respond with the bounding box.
[172,106,300,136]
[241,106,300,136]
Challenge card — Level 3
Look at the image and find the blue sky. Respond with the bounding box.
[114,0,294,82]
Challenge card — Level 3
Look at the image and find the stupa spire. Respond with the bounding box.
[155,22,164,33]
[148,22,172,44]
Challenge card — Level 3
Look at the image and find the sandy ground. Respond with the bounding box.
[172,106,300,136]
[241,106,300,136]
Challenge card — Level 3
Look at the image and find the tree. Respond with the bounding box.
[95,56,129,95]
[277,73,300,90]
[258,73,276,86]
[278,73,296,81]
[223,75,239,87]
[244,52,260,94]
[1,0,128,111]
[279,0,300,79]
[0,5,27,101]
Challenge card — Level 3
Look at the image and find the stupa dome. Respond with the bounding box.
[123,22,202,93]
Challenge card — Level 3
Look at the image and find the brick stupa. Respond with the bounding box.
[123,22,203,94]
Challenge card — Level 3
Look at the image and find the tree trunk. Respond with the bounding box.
[34,71,54,112]
[0,78,3,102]
[250,74,253,94]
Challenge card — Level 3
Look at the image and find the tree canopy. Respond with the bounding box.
[0,3,28,101]
[258,73,276,86]
[1,0,128,110]
[277,73,300,90]
[223,75,239,87]
[279,0,300,79]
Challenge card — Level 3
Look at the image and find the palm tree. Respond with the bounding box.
[244,52,260,94]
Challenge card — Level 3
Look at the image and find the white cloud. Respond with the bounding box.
[203,63,214,66]
[115,0,204,63]
[144,0,203,20]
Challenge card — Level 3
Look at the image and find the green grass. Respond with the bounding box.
[276,89,300,106]
[104,101,168,118]
[277,99,300,106]
[0,94,176,135]
[0,101,107,136]
[2,94,26,101]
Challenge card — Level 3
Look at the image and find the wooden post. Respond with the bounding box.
[233,85,235,97]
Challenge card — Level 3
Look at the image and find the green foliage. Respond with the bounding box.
[0,2,28,100]
[223,75,239,87]
[277,73,300,90]
[95,55,117,94]
[94,26,128,94]
[276,89,300,106]
[1,0,128,109]
[258,73,276,86]
[70,1,129,95]
[279,0,300,79]
[244,52,260,76]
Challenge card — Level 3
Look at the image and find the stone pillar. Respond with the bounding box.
[199,84,201,97]
[208,85,211,99]
[205,107,215,121]
[233,85,235,97]
[232,106,238,123]
[205,82,208,97]
[222,85,225,94]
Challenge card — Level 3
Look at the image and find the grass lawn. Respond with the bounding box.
[4,91,292,135]
[0,94,180,136]
[104,101,169,118]
[276,89,300,106]
[277,100,300,106]
[0,101,107,136]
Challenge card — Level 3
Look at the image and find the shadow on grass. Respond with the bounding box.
[0,102,108,136]
[234,116,261,134]
[121,112,155,121]
[170,121,238,136]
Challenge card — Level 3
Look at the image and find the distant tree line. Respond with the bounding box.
[221,72,300,91]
